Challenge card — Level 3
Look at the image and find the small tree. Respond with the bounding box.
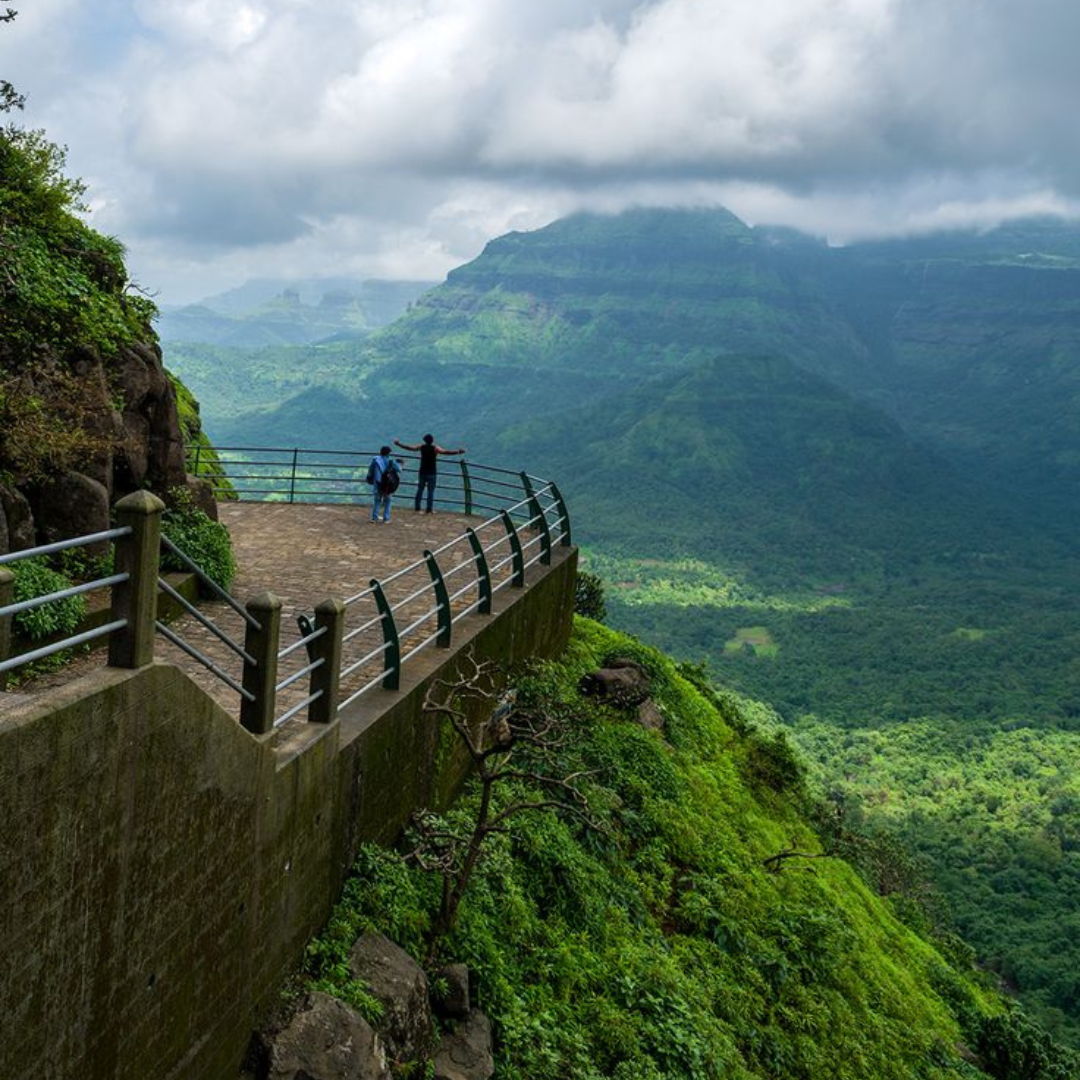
[2,8,25,114]
[407,654,599,960]
[574,569,607,622]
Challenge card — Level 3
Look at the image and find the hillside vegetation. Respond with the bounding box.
[303,620,1078,1080]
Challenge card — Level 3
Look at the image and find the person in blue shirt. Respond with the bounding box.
[367,446,401,523]
[393,434,465,513]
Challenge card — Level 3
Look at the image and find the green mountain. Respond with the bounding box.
[164,206,1080,1043]
[176,208,1080,521]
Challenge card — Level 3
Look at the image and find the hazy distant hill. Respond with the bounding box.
[157,276,435,346]
[184,208,1080,511]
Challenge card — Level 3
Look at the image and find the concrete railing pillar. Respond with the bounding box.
[108,490,165,669]
[0,567,13,691]
[240,592,282,736]
[308,597,345,724]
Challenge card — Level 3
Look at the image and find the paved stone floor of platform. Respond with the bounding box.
[3,502,527,727]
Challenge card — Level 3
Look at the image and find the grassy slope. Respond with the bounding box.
[299,621,1057,1080]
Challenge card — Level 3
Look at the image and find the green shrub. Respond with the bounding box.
[10,556,86,641]
[974,1010,1080,1079]
[160,492,235,590]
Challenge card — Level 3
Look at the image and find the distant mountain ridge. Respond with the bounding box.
[157,276,436,347]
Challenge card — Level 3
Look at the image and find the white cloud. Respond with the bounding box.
[5,0,1080,301]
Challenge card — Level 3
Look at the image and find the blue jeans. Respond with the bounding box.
[371,485,392,521]
[415,472,436,512]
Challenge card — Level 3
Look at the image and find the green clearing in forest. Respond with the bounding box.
[724,626,779,658]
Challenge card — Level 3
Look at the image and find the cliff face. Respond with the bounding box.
[0,126,197,553]
[0,339,189,552]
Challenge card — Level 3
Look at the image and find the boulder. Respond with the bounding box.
[182,474,219,521]
[434,964,470,1020]
[434,1010,494,1080]
[578,658,651,708]
[28,472,110,551]
[255,992,391,1080]
[348,932,436,1062]
[0,484,35,553]
[636,700,666,732]
[113,341,187,497]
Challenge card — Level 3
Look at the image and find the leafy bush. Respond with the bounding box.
[10,556,86,641]
[160,492,235,590]
[974,1010,1080,1079]
[574,569,607,622]
[741,729,807,796]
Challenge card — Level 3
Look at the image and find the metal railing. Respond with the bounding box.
[1,452,573,738]
[0,493,163,684]
[186,444,572,542]
[259,477,571,730]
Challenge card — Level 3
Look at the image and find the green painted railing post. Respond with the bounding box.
[193,441,202,475]
[529,492,552,565]
[550,482,572,545]
[499,511,525,588]
[0,568,13,691]
[308,597,345,723]
[460,460,473,515]
[370,579,400,690]
[109,490,165,670]
[424,552,452,647]
[240,592,281,735]
[288,447,298,504]
[465,528,492,614]
[520,470,535,501]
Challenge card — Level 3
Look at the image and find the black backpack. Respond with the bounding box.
[378,460,401,495]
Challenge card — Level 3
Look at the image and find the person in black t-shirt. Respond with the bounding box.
[393,433,465,513]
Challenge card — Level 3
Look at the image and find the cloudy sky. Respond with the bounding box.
[4,0,1079,303]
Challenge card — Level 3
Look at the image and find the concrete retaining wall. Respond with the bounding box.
[0,546,576,1080]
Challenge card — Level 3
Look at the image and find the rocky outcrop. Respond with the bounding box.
[28,471,111,549]
[433,1010,494,1080]
[253,992,391,1080]
[347,933,437,1062]
[251,941,494,1080]
[0,484,34,553]
[0,338,197,553]
[433,964,470,1021]
[578,657,651,708]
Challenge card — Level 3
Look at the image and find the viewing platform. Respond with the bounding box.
[1,448,574,740]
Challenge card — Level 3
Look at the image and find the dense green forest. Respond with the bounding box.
[303,619,1078,1079]
[165,207,1080,1044]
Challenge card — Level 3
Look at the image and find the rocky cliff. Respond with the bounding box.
[0,125,203,553]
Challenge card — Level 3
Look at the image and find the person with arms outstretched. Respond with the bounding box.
[393,434,465,513]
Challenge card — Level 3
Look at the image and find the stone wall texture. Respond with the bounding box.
[0,546,576,1080]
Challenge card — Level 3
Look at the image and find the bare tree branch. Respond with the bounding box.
[763,837,834,874]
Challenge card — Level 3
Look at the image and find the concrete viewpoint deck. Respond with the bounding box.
[4,501,549,731]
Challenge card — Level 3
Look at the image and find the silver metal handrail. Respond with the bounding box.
[0,526,132,566]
